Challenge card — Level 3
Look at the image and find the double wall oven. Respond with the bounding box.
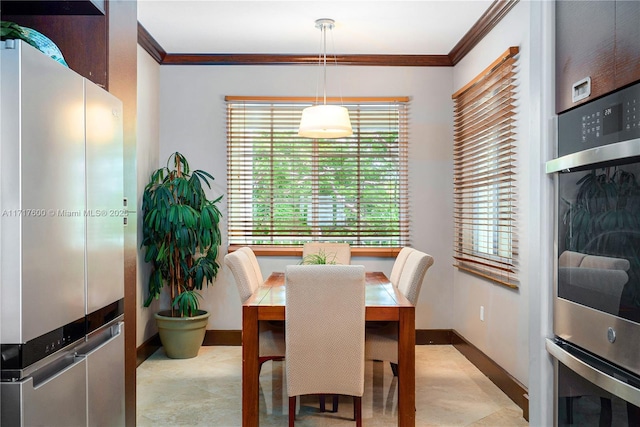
[546,81,640,425]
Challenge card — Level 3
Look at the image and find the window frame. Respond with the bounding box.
[225,96,410,254]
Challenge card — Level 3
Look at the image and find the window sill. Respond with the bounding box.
[227,245,401,258]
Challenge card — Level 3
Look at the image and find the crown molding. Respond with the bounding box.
[137,0,516,67]
[448,0,520,65]
[137,23,165,63]
[161,53,451,66]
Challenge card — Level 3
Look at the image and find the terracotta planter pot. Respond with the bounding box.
[155,310,210,359]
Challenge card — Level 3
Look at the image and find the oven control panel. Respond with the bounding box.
[559,82,640,157]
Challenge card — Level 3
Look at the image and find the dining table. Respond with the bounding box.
[242,271,416,426]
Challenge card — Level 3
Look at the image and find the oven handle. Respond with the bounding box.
[546,338,640,407]
[545,137,640,173]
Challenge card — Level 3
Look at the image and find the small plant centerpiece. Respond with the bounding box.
[141,152,222,358]
[300,249,338,265]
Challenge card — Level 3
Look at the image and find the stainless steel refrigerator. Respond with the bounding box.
[1,40,125,426]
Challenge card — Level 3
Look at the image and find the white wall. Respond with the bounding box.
[452,0,531,388]
[452,3,555,414]
[155,65,455,331]
[136,46,161,346]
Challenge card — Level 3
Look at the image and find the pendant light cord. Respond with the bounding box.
[322,22,327,105]
[329,23,345,107]
[313,19,344,107]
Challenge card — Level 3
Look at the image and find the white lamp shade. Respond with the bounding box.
[298,105,353,138]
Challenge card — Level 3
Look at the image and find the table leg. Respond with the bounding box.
[242,305,260,426]
[398,306,416,426]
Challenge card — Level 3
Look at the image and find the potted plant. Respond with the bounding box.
[142,152,223,358]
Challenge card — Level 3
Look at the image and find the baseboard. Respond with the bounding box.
[135,330,239,365]
[415,328,454,345]
[198,329,455,347]
[136,333,161,367]
[450,330,529,421]
[203,329,242,346]
[136,328,529,421]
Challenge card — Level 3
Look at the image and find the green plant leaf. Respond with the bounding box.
[194,169,215,187]
[144,269,164,307]
[300,249,338,265]
[173,290,202,317]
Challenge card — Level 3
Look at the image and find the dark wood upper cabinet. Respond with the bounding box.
[1,1,108,88]
[556,0,640,114]
[615,1,640,90]
[556,1,616,113]
[1,0,105,15]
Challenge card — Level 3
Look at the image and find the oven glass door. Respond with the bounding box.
[557,161,640,323]
[550,339,640,426]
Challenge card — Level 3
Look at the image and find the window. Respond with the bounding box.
[226,97,409,248]
[452,47,519,288]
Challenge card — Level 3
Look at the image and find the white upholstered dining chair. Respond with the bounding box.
[365,249,434,376]
[389,247,414,287]
[226,247,263,302]
[302,242,351,265]
[285,264,366,426]
[224,248,285,367]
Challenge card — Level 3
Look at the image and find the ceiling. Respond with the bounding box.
[136,0,494,56]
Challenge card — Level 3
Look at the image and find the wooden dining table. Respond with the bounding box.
[242,271,416,426]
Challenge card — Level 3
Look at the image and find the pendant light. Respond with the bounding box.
[298,18,353,139]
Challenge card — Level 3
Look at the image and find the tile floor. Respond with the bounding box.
[137,345,529,426]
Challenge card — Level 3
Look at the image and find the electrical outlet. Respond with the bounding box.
[480,305,485,321]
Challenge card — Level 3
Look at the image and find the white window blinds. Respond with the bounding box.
[452,47,519,288]
[226,97,409,248]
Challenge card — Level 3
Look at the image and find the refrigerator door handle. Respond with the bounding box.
[81,321,123,356]
[546,338,640,407]
[31,353,85,389]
